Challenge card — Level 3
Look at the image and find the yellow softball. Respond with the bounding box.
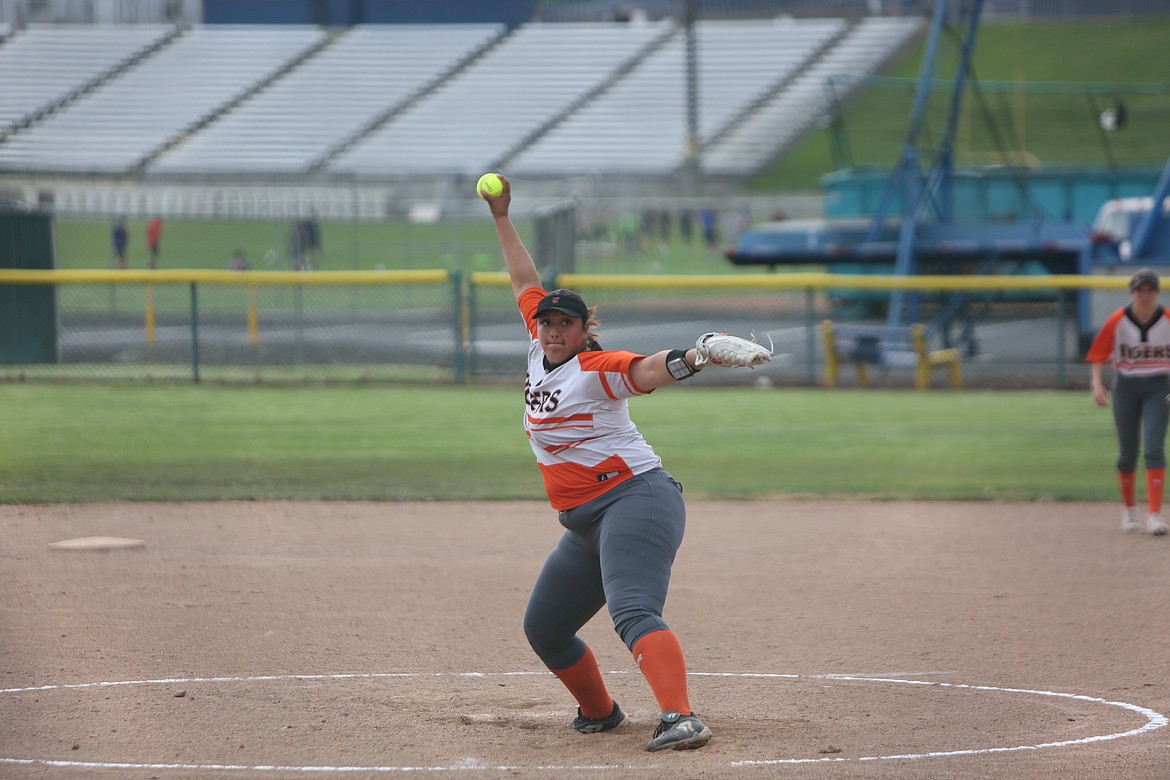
[477,172,503,200]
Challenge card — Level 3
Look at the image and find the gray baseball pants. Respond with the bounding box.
[1112,373,1170,472]
[523,468,686,670]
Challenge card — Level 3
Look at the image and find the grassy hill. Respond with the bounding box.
[750,19,1170,192]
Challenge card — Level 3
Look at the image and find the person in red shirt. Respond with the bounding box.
[146,217,162,269]
[1087,267,1170,535]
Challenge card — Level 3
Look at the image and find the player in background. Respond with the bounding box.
[482,174,717,752]
[1087,267,1170,536]
[146,216,162,270]
[111,217,129,270]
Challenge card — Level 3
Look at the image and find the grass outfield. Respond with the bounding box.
[53,215,733,277]
[54,216,506,274]
[0,384,1116,504]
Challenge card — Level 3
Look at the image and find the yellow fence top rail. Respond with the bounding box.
[475,271,1132,291]
[0,268,1135,291]
[0,269,452,285]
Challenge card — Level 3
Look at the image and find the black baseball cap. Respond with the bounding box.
[533,288,589,320]
[1130,268,1160,291]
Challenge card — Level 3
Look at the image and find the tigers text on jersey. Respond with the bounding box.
[1086,304,1170,376]
[519,287,661,510]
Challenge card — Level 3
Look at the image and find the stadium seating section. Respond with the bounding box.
[0,17,922,179]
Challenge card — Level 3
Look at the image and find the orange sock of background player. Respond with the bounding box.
[1147,468,1165,514]
[550,644,613,718]
[632,629,691,716]
[1118,470,1137,508]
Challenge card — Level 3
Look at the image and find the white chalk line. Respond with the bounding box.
[730,674,1168,767]
[1,671,1165,774]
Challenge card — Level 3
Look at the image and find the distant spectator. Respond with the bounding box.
[657,210,672,250]
[287,221,304,271]
[230,249,247,271]
[146,216,162,269]
[111,217,129,270]
[679,209,693,244]
[306,211,322,267]
[700,208,719,252]
[298,210,322,271]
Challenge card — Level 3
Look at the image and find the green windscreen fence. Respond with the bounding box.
[0,210,57,364]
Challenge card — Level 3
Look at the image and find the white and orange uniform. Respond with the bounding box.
[517,287,687,669]
[519,287,662,511]
[1086,304,1170,376]
[1086,303,1170,475]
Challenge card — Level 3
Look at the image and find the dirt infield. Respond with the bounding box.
[1,500,1167,779]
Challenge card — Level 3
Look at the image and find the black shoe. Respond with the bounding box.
[568,700,627,734]
[645,710,712,752]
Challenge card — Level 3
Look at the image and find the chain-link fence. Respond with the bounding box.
[0,267,1140,389]
[469,271,1124,389]
[0,269,463,383]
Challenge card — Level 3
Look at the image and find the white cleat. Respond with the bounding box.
[1121,507,1140,532]
[1147,514,1167,536]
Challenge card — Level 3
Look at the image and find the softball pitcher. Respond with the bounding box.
[1087,267,1170,536]
[480,174,769,752]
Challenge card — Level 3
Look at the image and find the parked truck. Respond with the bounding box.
[1083,181,1170,341]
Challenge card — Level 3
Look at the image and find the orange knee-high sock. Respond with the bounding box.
[632,629,691,716]
[550,644,613,718]
[1147,468,1165,514]
[1119,471,1137,508]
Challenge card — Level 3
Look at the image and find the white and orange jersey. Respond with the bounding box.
[1086,304,1170,377]
[519,287,661,511]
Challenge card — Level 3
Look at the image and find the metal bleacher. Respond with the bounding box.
[148,24,505,176]
[0,25,326,174]
[326,20,677,178]
[701,16,925,176]
[506,17,846,177]
[0,18,925,182]
[0,23,175,137]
